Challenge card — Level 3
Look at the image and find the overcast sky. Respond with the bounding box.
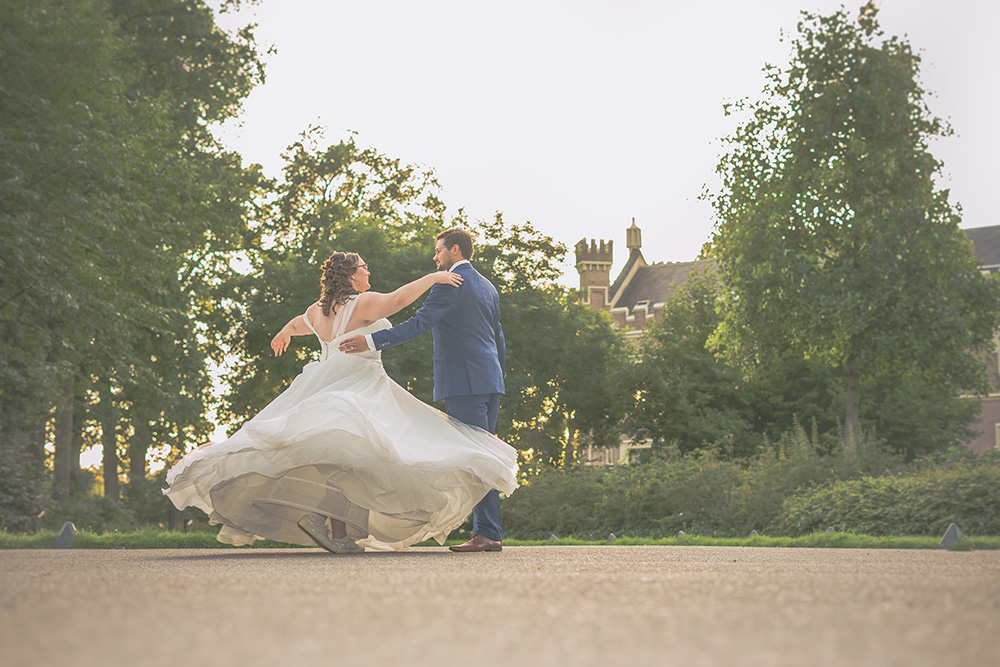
[210,0,1000,286]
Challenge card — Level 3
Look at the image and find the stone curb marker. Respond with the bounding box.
[53,522,77,549]
[938,523,963,550]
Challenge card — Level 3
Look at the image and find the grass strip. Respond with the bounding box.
[2,530,998,550]
[0,527,303,550]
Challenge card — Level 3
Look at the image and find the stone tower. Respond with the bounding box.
[574,237,613,310]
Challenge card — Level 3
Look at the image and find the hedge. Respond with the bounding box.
[503,435,999,538]
[777,455,1000,536]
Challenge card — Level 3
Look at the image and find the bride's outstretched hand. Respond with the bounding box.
[433,271,463,287]
[271,331,290,356]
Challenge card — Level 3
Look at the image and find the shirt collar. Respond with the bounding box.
[450,259,471,270]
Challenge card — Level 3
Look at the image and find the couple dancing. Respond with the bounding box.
[164,228,517,553]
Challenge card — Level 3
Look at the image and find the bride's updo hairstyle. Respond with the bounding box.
[318,252,361,316]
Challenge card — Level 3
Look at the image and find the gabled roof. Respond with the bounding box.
[612,259,709,312]
[965,225,1000,271]
[609,249,645,301]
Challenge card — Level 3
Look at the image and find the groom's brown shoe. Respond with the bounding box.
[449,534,502,552]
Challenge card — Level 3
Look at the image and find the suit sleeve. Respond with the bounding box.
[496,319,506,377]
[370,282,459,351]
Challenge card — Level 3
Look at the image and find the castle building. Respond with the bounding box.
[575,220,707,344]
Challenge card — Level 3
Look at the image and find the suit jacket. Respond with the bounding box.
[371,262,506,401]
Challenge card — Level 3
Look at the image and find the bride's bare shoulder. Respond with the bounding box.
[304,301,323,319]
[351,291,377,314]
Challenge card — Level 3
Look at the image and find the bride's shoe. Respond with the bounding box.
[297,516,364,554]
[328,536,365,554]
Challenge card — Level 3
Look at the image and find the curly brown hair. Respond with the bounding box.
[318,252,361,316]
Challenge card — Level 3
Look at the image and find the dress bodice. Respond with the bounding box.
[302,296,389,362]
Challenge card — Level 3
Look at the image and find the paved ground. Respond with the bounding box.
[1,546,998,666]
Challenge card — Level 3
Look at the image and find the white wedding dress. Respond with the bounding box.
[164,296,519,550]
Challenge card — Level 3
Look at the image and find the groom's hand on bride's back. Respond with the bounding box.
[339,335,370,354]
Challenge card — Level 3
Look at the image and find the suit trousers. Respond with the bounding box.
[444,393,503,541]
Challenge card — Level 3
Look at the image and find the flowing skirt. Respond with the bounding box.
[164,332,518,550]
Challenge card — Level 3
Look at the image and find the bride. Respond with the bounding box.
[164,251,519,552]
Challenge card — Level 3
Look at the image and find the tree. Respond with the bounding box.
[0,0,265,520]
[0,0,169,507]
[708,2,1000,449]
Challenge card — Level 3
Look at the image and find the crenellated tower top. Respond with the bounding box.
[575,238,613,284]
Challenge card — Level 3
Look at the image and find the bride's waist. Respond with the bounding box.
[318,349,382,363]
[331,320,390,344]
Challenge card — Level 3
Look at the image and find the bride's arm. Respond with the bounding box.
[270,314,312,356]
[352,272,463,324]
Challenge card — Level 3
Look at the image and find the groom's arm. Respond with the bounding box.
[374,282,459,349]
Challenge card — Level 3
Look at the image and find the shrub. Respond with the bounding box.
[777,450,1000,535]
[503,426,907,538]
[730,422,903,533]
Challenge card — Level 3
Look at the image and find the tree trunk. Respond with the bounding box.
[102,420,119,500]
[70,392,84,482]
[844,353,861,453]
[99,381,119,500]
[128,418,149,486]
[51,385,74,503]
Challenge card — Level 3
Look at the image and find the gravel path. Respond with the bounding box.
[2,546,998,666]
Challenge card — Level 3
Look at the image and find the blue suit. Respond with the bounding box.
[371,262,506,540]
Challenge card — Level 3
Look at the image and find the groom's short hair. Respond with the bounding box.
[437,228,474,260]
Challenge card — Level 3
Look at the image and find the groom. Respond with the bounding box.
[338,228,507,552]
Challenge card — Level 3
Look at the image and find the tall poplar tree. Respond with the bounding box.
[708,2,1000,448]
